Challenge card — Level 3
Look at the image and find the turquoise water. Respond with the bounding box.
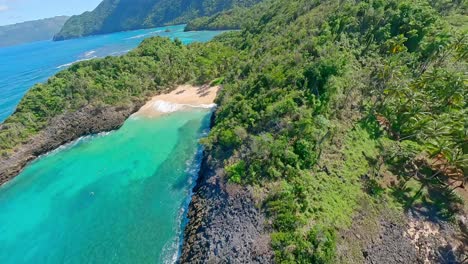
[0,24,226,122]
[0,109,212,263]
[0,23,224,263]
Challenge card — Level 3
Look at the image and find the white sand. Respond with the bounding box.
[133,85,220,118]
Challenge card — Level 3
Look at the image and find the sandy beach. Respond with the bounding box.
[133,85,220,118]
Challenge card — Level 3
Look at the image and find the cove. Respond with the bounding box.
[0,109,212,263]
[0,24,226,122]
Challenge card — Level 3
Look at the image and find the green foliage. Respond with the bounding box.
[226,161,246,183]
[0,16,69,47]
[197,0,466,262]
[0,37,237,156]
[3,0,467,262]
[308,226,336,263]
[54,0,263,40]
[271,226,336,264]
[210,77,225,86]
[185,1,273,31]
[185,8,247,31]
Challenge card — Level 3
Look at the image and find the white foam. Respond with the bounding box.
[160,143,208,264]
[125,30,164,40]
[152,100,217,113]
[110,49,131,56]
[24,131,114,168]
[84,50,96,57]
[56,56,97,69]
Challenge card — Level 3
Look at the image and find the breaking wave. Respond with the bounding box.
[125,30,164,40]
[56,56,98,69]
[152,100,217,113]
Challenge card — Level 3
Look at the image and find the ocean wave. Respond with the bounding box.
[125,30,164,40]
[152,100,217,113]
[83,50,96,58]
[56,56,98,69]
[33,131,114,160]
[110,49,131,56]
[160,145,207,263]
[125,34,147,40]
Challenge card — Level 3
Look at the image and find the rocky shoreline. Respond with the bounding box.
[180,114,274,263]
[1,96,465,264]
[180,153,274,263]
[0,93,274,262]
[0,101,144,186]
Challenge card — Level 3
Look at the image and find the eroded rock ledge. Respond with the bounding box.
[181,153,274,263]
[0,101,143,185]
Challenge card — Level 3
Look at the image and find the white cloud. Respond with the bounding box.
[0,5,8,12]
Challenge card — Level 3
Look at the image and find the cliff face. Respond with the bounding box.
[181,153,274,263]
[0,102,143,185]
[179,112,274,263]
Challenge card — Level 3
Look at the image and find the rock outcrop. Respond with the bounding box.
[181,154,274,263]
[0,102,143,185]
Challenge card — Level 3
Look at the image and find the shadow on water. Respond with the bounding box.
[137,111,212,263]
[141,112,211,192]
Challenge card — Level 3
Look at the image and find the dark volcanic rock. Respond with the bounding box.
[362,210,466,264]
[180,154,274,263]
[364,220,420,264]
[0,102,143,185]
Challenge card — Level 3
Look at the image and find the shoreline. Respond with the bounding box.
[0,84,219,187]
[0,102,143,186]
[132,85,220,118]
[0,83,274,261]
[180,151,275,263]
[180,110,275,263]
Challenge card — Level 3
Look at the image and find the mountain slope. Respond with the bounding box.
[181,0,467,262]
[53,0,261,40]
[0,16,69,47]
[1,0,466,263]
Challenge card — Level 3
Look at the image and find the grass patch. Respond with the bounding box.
[268,124,380,262]
[389,177,464,221]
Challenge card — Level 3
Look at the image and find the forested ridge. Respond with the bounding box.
[0,16,69,47]
[53,0,261,40]
[1,0,467,262]
[184,1,273,31]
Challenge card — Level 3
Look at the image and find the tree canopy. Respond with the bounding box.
[2,0,467,262]
[54,0,262,40]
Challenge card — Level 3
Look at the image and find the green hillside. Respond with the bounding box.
[53,0,261,40]
[0,16,69,47]
[2,0,466,262]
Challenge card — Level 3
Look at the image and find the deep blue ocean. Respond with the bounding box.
[0,24,224,122]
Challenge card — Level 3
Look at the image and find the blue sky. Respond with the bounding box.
[0,0,102,26]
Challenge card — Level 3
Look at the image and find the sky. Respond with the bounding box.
[0,0,102,26]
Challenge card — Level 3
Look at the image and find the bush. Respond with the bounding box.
[225,161,246,184]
